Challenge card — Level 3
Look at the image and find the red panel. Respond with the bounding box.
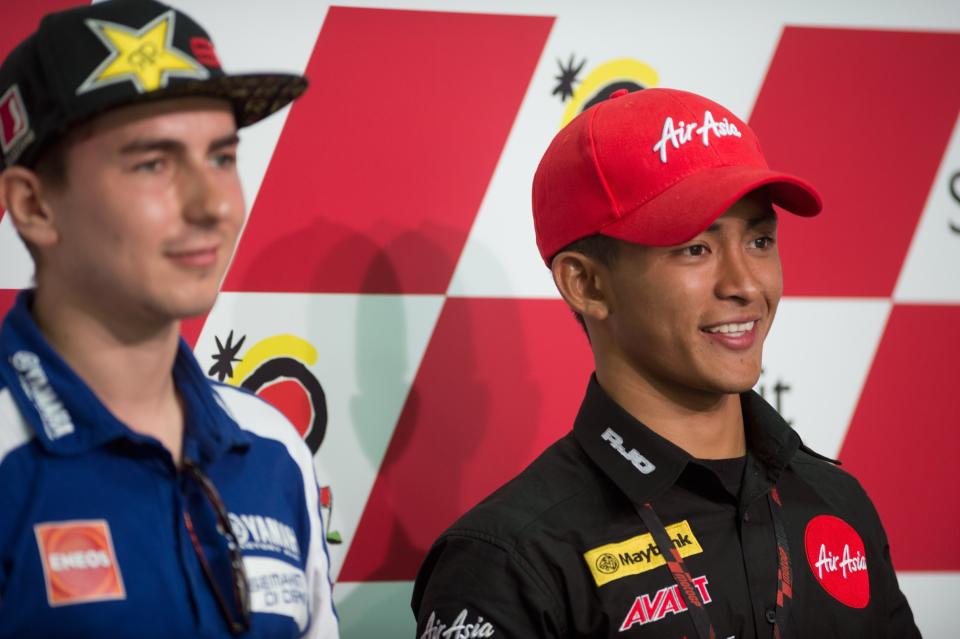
[0,289,19,320]
[839,305,960,570]
[257,379,311,437]
[223,8,553,294]
[179,313,209,349]
[340,298,593,580]
[0,1,87,64]
[750,28,960,297]
[0,0,88,225]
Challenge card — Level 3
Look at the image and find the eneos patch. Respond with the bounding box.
[34,519,125,607]
[804,514,869,608]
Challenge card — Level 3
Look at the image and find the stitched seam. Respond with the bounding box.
[442,528,568,634]
[588,104,621,217]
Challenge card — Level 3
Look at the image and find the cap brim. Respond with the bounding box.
[599,165,822,247]
[127,72,308,128]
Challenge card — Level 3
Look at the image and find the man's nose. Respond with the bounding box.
[715,247,762,303]
[179,161,234,225]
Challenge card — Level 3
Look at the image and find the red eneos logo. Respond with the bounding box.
[34,520,126,606]
[804,514,870,608]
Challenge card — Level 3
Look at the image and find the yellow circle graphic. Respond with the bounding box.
[561,58,660,127]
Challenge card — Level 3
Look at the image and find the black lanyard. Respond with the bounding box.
[635,502,717,639]
[636,488,794,639]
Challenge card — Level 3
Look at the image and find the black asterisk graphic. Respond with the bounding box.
[949,171,960,235]
[208,330,246,382]
[552,54,587,102]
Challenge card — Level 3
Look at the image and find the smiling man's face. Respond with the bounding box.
[38,96,245,326]
[600,192,783,401]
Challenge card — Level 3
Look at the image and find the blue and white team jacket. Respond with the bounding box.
[0,292,339,638]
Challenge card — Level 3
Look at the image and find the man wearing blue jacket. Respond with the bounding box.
[0,1,338,637]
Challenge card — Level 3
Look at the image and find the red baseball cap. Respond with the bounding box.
[532,88,822,264]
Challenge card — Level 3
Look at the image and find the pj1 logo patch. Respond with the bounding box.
[34,519,125,606]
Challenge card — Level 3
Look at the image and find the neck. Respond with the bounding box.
[31,285,185,462]
[595,359,746,460]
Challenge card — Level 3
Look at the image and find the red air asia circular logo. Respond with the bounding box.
[804,515,870,608]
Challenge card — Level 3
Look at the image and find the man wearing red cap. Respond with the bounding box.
[412,88,919,638]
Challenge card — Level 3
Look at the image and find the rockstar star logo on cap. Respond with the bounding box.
[77,10,209,96]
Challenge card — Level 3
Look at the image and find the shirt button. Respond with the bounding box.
[742,511,750,523]
[766,609,777,624]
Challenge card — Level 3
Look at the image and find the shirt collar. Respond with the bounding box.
[573,374,802,505]
[0,290,250,460]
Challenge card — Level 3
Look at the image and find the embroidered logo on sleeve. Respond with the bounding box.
[34,519,126,606]
[583,520,702,586]
[804,514,870,608]
[245,556,309,631]
[420,609,495,639]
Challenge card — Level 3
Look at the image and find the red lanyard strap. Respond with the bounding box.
[768,487,793,639]
[637,490,793,639]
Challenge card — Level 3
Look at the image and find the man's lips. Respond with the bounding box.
[166,245,220,268]
[701,319,759,350]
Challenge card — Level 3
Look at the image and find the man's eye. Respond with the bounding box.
[681,244,707,257]
[753,235,776,249]
[134,158,165,173]
[212,152,237,169]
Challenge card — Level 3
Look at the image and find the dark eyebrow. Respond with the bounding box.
[747,208,778,228]
[119,132,239,155]
[119,138,184,155]
[704,207,778,233]
[210,132,240,152]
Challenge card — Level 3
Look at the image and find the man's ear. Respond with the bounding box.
[551,250,612,322]
[0,166,59,248]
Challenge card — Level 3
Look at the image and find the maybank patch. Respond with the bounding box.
[583,520,702,586]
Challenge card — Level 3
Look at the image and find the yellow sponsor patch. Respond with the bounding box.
[583,520,702,587]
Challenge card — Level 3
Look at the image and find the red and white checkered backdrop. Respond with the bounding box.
[1,1,958,636]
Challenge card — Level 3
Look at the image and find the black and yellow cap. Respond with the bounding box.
[0,0,308,169]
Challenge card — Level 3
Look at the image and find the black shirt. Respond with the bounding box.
[696,456,747,498]
[412,375,919,638]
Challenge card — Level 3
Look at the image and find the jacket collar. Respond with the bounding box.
[0,290,250,461]
[573,374,801,505]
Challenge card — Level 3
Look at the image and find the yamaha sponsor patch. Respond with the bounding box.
[229,512,301,561]
[583,520,702,586]
[10,350,74,440]
[34,519,125,607]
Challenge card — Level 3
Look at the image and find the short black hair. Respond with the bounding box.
[33,137,70,189]
[553,234,620,336]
